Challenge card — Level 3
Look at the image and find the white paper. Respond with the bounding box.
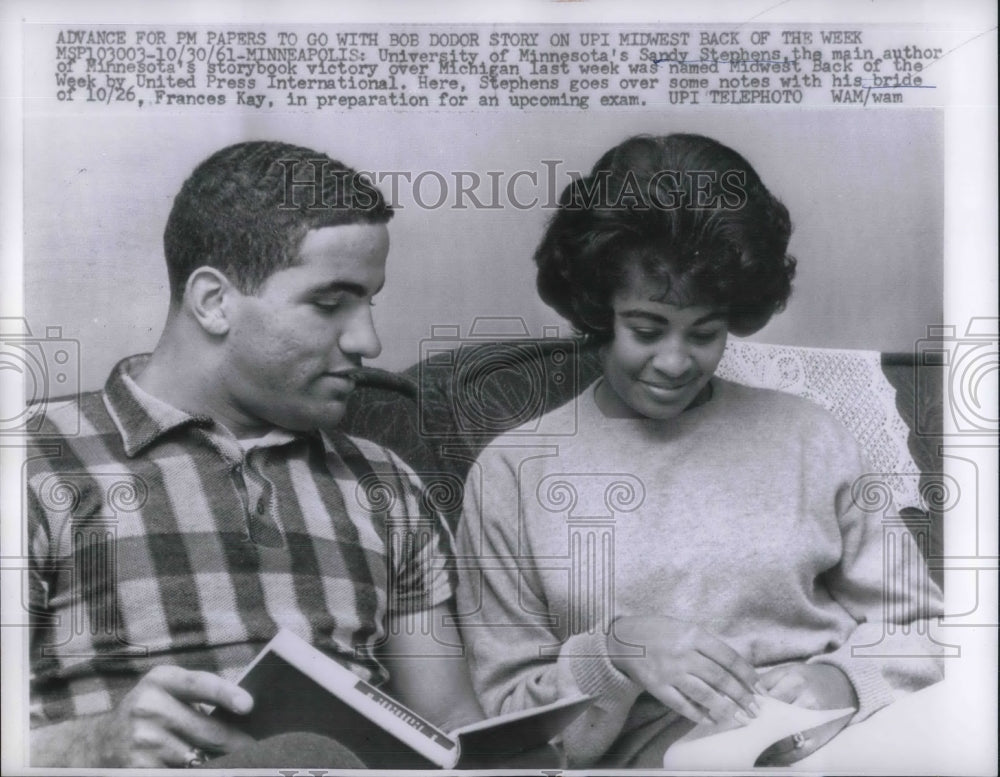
[662,695,855,770]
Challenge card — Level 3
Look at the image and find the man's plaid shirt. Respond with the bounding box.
[26,355,454,727]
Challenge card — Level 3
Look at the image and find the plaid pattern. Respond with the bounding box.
[27,355,453,727]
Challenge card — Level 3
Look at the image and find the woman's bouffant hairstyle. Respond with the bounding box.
[534,133,796,341]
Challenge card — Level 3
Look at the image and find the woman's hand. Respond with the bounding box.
[608,615,762,726]
[755,663,858,766]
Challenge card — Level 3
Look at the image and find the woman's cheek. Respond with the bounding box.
[622,340,652,376]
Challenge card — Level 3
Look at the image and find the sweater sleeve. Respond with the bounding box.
[805,415,945,722]
[455,448,642,767]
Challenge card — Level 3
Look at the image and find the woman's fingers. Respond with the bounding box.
[761,669,807,705]
[758,665,786,692]
[611,615,764,725]
[648,684,713,725]
[674,674,743,724]
[695,636,762,695]
[689,653,760,717]
[648,662,760,725]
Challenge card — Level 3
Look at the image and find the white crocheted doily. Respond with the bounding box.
[716,340,925,511]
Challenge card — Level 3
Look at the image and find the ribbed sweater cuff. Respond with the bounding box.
[561,630,643,706]
[807,652,894,722]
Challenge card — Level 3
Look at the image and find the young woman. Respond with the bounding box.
[455,134,943,768]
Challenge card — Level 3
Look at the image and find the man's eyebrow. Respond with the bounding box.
[619,309,726,325]
[306,280,382,297]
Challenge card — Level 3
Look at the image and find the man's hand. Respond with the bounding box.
[33,665,256,768]
[755,663,857,766]
[609,616,762,726]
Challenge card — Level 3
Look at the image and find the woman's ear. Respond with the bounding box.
[184,267,235,336]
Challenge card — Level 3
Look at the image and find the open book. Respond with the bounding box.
[662,695,856,770]
[213,629,592,768]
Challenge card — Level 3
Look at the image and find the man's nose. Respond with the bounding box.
[339,306,382,360]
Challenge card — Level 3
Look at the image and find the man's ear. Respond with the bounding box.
[184,267,237,336]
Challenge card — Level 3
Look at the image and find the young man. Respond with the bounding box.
[26,141,483,767]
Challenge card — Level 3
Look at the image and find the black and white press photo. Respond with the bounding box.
[1,2,996,774]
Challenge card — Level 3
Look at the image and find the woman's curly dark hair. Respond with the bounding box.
[534,133,796,341]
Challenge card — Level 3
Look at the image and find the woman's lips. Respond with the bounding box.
[640,377,695,392]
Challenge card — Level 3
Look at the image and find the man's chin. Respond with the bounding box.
[311,398,350,430]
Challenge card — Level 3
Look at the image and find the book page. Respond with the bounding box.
[450,693,591,736]
[662,695,855,770]
[450,694,591,762]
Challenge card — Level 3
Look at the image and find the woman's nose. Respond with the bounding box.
[651,339,692,377]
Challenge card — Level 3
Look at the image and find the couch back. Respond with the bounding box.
[341,339,944,585]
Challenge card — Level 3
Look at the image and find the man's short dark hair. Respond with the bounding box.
[164,140,393,302]
[534,133,796,340]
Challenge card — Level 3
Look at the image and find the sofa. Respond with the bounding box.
[341,336,944,587]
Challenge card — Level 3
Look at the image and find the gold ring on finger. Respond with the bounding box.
[183,747,206,768]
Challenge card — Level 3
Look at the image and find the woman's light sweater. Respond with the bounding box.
[455,378,944,767]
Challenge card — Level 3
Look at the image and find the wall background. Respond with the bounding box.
[24,109,942,392]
